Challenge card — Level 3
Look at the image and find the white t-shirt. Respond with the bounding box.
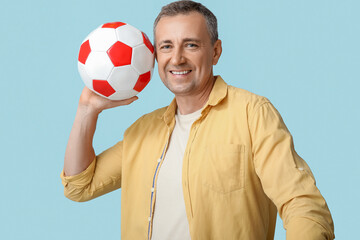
[151,108,202,240]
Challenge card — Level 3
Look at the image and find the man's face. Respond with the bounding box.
[155,12,221,97]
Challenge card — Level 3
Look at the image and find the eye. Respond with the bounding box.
[186,43,198,48]
[160,44,171,50]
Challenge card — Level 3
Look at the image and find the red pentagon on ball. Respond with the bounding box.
[102,22,126,29]
[142,32,154,54]
[93,80,116,97]
[78,40,91,64]
[107,41,132,67]
[133,71,151,92]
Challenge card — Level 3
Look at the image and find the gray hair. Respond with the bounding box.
[153,0,218,45]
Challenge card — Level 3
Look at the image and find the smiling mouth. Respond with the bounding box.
[170,70,192,75]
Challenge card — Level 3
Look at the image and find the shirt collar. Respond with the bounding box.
[161,75,228,125]
[205,75,228,107]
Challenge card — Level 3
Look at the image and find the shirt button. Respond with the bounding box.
[148,217,151,221]
[298,167,304,171]
[157,158,161,163]
[151,187,155,192]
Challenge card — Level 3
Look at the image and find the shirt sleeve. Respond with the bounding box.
[60,141,123,202]
[249,99,335,240]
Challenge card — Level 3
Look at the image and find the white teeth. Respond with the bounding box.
[171,70,190,75]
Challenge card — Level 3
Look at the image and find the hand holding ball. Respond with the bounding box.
[78,22,155,100]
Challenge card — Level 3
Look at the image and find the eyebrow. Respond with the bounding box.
[157,40,172,46]
[157,38,202,46]
[183,38,201,43]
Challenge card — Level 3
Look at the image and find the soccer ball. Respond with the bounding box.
[78,22,155,100]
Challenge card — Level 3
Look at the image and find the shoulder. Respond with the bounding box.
[124,106,168,135]
[226,84,271,113]
[225,84,287,134]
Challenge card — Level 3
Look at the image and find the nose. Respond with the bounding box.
[170,47,185,65]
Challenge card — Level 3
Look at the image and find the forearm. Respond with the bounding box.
[63,105,99,176]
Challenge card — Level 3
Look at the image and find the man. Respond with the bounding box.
[61,1,335,239]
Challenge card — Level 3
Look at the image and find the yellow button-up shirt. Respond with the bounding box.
[61,76,334,240]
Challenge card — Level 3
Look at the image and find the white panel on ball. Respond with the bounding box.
[89,28,117,51]
[115,24,143,48]
[78,62,94,90]
[131,44,154,74]
[107,65,139,91]
[108,89,139,100]
[85,52,114,80]
[80,25,101,44]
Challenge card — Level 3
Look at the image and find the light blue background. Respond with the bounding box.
[1,0,359,239]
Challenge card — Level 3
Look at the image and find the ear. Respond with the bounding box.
[154,46,158,62]
[212,39,222,65]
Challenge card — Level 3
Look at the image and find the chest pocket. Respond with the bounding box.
[201,144,245,193]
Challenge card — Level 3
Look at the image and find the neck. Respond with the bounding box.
[175,76,216,115]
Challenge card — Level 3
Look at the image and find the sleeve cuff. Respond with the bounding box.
[286,217,335,240]
[60,158,96,187]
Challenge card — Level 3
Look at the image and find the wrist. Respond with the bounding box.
[77,103,101,118]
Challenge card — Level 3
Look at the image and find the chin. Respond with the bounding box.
[171,88,195,96]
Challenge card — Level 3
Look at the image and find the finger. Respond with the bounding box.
[107,96,139,108]
[122,96,139,105]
